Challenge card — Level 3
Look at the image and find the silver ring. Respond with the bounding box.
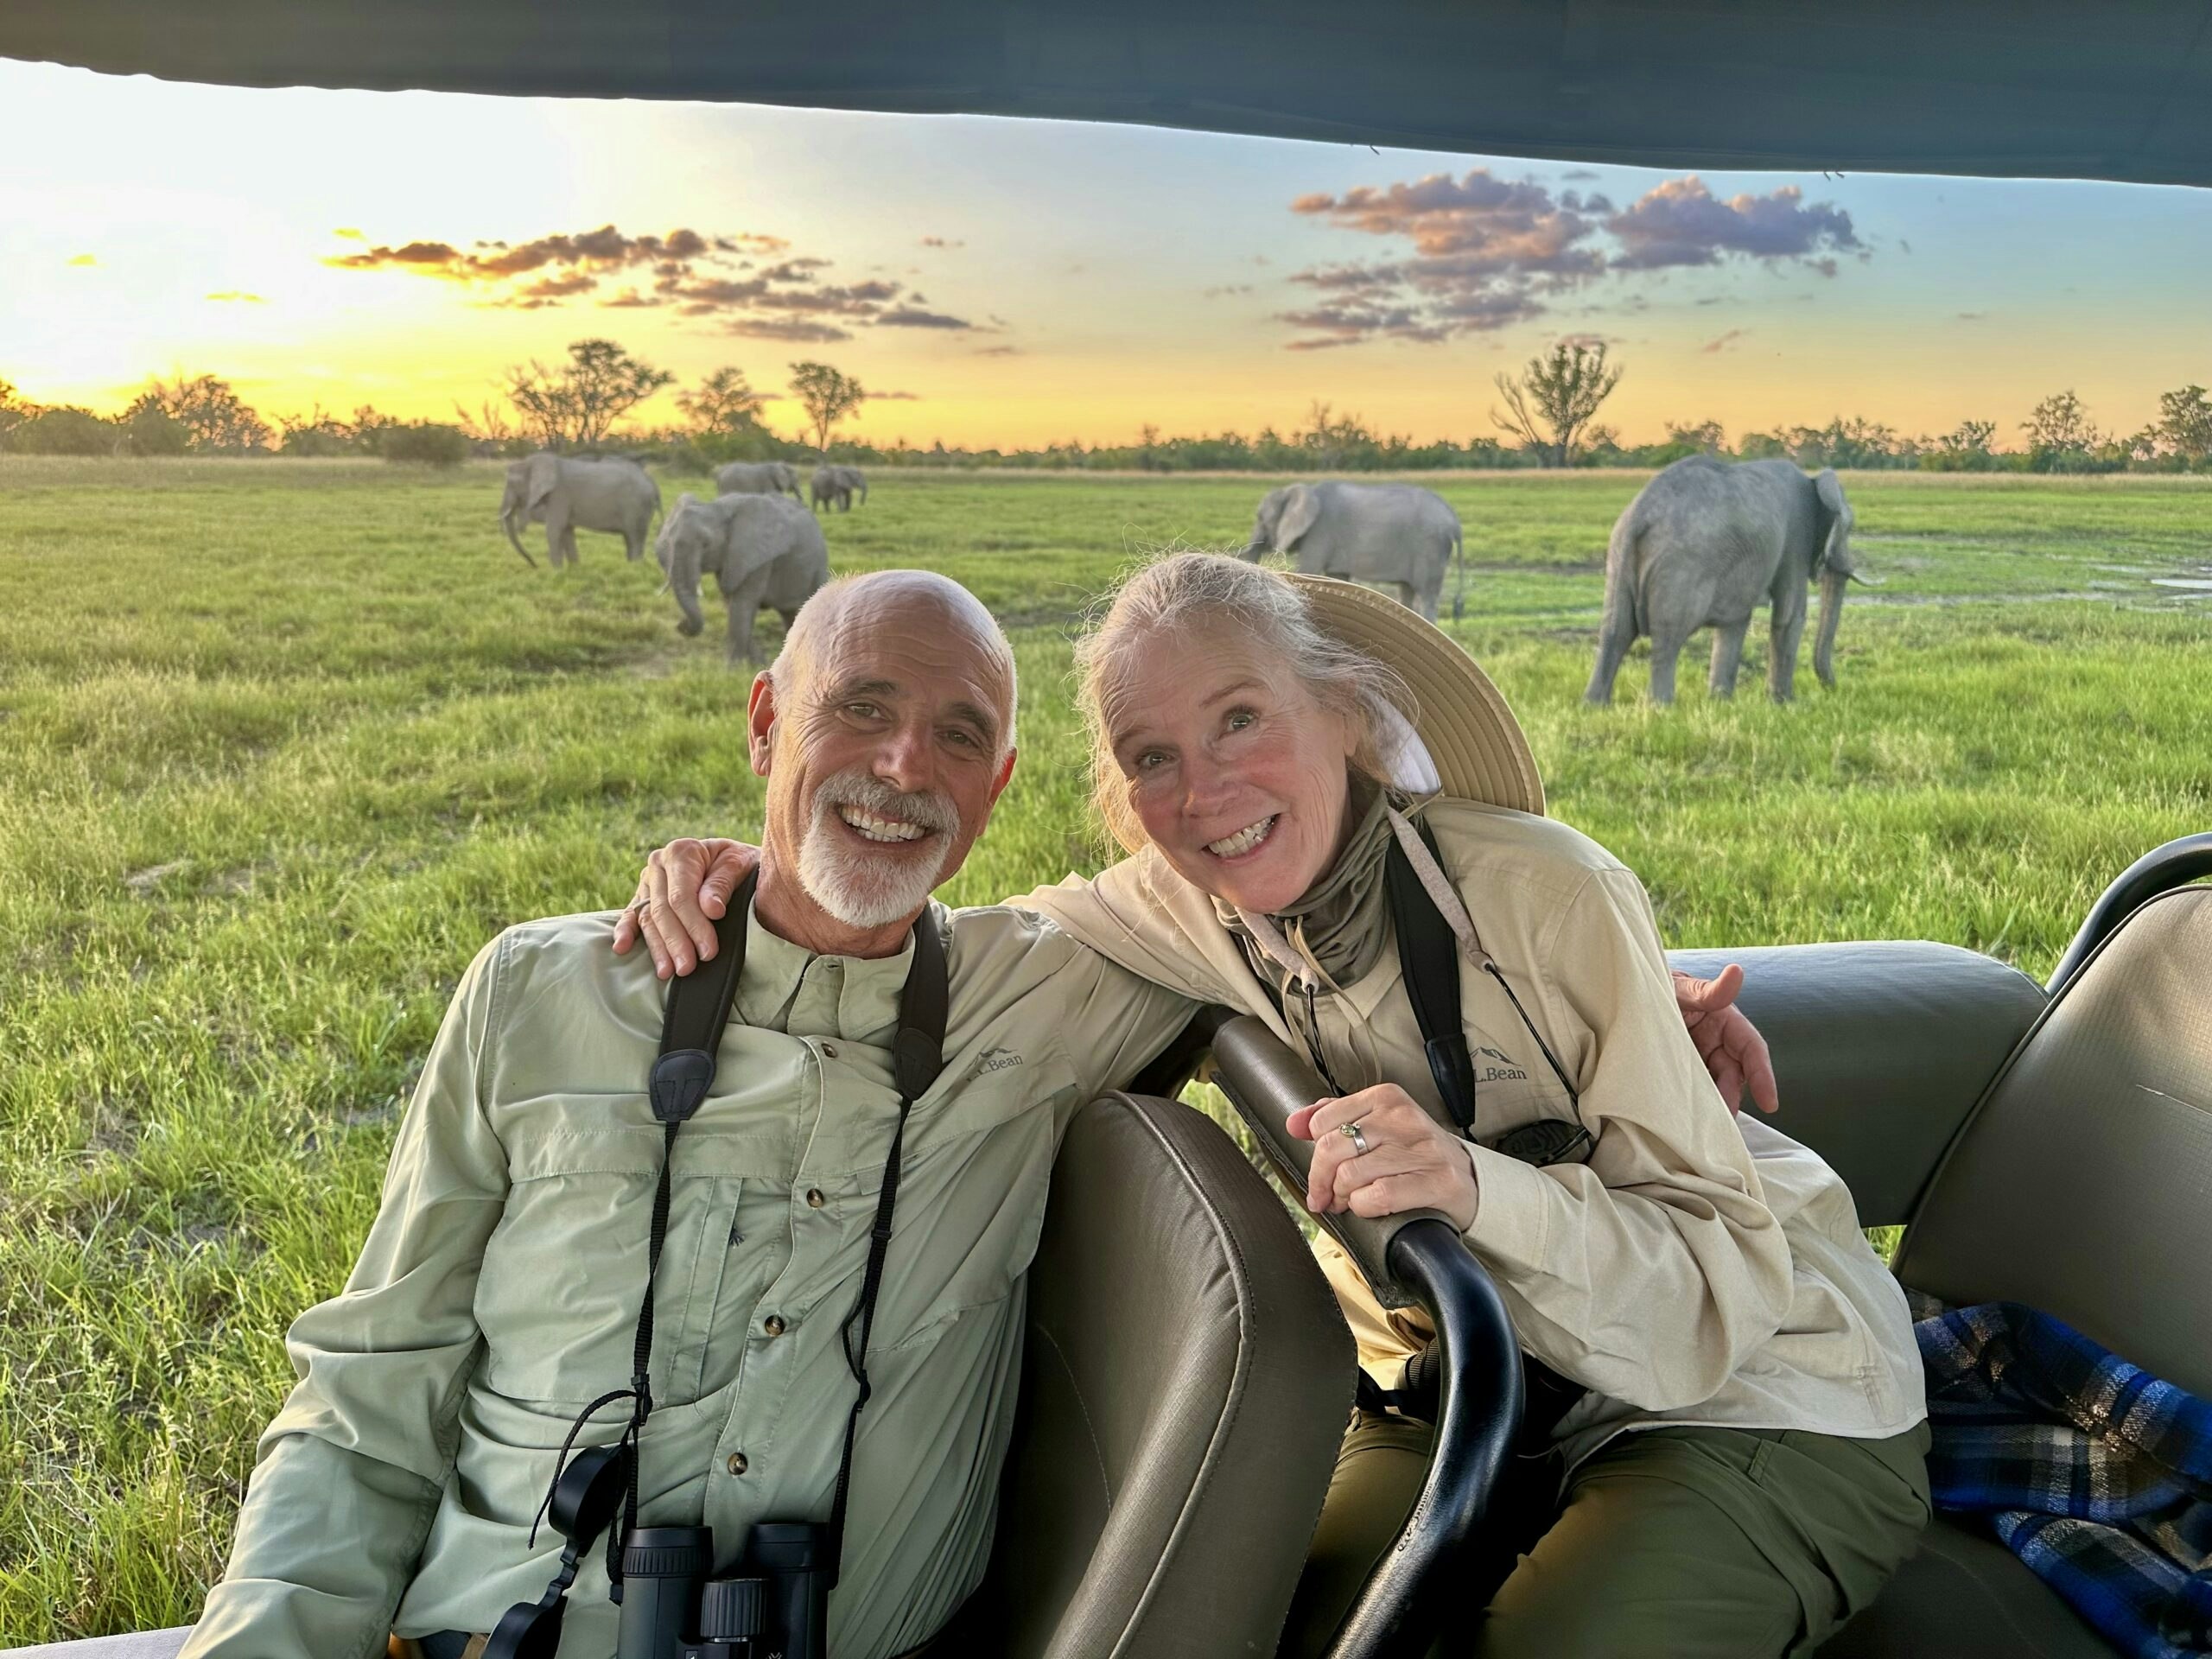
[1339,1120,1370,1156]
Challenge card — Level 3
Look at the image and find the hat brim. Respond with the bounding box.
[1287,574,1545,817]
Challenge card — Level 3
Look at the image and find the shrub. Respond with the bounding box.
[126,406,191,457]
[379,422,471,467]
[10,407,122,455]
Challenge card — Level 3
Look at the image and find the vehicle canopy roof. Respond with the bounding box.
[4,0,2209,188]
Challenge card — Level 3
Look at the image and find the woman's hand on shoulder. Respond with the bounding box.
[612,837,760,978]
[1287,1084,1478,1235]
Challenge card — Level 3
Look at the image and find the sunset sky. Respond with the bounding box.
[4,56,2209,450]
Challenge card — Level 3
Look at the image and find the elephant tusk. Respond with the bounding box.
[1847,571,1883,586]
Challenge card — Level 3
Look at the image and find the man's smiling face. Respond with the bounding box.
[749,572,1018,956]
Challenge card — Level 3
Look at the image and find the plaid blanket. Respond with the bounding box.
[1913,1294,2212,1657]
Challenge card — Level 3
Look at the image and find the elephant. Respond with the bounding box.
[1584,455,1871,706]
[499,452,661,568]
[810,463,868,512]
[1241,480,1465,620]
[714,460,803,501]
[655,492,830,664]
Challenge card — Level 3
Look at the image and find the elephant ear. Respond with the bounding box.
[1276,484,1322,552]
[1813,468,1848,569]
[524,453,562,515]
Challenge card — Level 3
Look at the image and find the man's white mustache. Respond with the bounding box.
[816,774,959,837]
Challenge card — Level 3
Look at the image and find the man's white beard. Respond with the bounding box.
[797,769,961,930]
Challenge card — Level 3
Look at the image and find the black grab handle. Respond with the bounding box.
[2048,832,2212,995]
[1202,1012,1524,1659]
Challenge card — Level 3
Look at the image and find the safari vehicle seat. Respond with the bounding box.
[1,1092,1355,1659]
[1683,836,2212,1659]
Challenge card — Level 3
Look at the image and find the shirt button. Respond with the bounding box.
[820,1041,839,1059]
[763,1315,787,1338]
[805,1188,826,1210]
[726,1452,748,1477]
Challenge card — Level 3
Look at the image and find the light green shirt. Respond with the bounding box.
[183,900,1191,1659]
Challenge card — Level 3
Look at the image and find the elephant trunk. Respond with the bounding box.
[500,503,537,569]
[1813,565,1847,687]
[1239,537,1268,562]
[672,538,707,636]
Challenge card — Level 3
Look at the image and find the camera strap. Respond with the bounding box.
[632,880,950,1587]
[828,904,947,1584]
[1376,818,1592,1444]
[1382,817,1591,1166]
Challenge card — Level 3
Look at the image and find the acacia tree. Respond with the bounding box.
[124,373,271,452]
[504,339,673,451]
[788,361,866,455]
[1492,340,1624,467]
[2021,390,2105,473]
[2153,385,2212,468]
[677,366,768,438]
[1665,419,1726,454]
[0,376,27,443]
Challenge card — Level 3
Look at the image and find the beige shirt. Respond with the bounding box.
[182,900,1189,1659]
[1021,798,1926,1469]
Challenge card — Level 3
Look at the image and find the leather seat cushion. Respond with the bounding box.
[1817,1515,2110,1657]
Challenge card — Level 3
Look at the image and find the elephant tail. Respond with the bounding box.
[1451,518,1466,621]
[1598,511,1643,646]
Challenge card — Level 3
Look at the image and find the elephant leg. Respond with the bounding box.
[1647,626,1691,706]
[1707,620,1751,699]
[543,506,572,568]
[1769,605,1808,702]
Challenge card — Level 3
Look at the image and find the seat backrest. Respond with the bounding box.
[954,1092,1354,1659]
[1668,942,2048,1224]
[1897,887,2212,1398]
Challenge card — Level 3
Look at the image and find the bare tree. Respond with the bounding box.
[504,339,673,451]
[1491,340,1624,467]
[453,398,518,447]
[788,361,866,456]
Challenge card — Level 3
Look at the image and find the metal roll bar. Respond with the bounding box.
[2048,832,2212,995]
[1195,1012,1525,1659]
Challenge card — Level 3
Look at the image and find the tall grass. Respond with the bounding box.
[2,458,2207,1637]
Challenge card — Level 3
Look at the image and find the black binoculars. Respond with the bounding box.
[620,1521,830,1659]
[486,1443,830,1659]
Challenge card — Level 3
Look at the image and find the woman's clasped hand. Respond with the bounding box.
[1288,1084,1480,1233]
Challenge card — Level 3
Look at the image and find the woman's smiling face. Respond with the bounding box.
[1108,622,1361,913]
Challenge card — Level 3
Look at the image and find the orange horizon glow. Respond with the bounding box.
[3,60,2209,452]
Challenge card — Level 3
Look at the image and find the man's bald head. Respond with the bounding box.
[769,569,1018,758]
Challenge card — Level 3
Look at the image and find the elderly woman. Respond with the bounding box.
[618,555,1929,1656]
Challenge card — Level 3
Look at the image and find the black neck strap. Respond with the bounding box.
[628,880,950,1586]
[1384,828,1479,1135]
[1383,820,1589,1164]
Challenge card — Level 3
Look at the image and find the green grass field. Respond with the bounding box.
[3,456,2208,1638]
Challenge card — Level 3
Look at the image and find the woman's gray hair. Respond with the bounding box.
[1073,552,1416,853]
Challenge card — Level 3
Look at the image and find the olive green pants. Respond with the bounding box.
[1282,1412,1932,1659]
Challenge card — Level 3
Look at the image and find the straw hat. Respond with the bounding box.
[1287,573,1546,817]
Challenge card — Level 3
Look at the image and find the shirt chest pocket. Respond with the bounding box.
[474,1127,750,1409]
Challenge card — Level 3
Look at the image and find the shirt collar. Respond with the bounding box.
[735,897,918,1044]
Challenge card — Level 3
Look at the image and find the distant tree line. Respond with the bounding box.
[5,340,2209,474]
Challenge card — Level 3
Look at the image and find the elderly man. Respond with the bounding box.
[184,570,1192,1659]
